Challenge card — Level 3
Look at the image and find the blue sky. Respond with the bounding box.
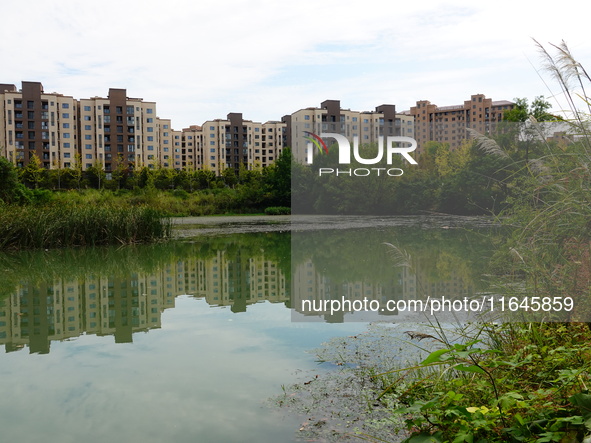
[1,0,589,129]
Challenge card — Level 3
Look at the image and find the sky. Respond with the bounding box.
[1,0,590,130]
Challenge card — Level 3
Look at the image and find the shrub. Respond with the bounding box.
[264,206,291,215]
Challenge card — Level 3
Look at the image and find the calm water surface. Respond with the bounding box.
[0,216,498,442]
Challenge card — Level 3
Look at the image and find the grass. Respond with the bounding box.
[373,322,591,442]
[0,204,171,249]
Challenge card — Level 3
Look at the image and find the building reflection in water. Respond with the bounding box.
[0,248,288,354]
[0,227,488,353]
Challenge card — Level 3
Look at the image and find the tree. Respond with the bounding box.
[0,156,29,203]
[221,166,238,188]
[263,147,292,207]
[20,153,45,189]
[86,160,106,189]
[71,153,83,190]
[111,154,127,190]
[504,96,556,122]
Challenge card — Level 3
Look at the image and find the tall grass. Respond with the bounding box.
[0,204,171,249]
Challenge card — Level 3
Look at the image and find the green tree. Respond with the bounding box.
[111,154,128,190]
[71,153,83,190]
[0,156,29,203]
[196,169,216,189]
[221,166,238,188]
[86,160,106,189]
[504,96,555,122]
[263,147,292,207]
[20,154,45,189]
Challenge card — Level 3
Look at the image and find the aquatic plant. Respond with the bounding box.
[0,204,171,249]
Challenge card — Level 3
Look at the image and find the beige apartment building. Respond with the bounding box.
[409,93,514,153]
[78,88,158,172]
[1,81,516,173]
[283,100,412,163]
[0,82,77,169]
[1,82,289,174]
[201,113,286,175]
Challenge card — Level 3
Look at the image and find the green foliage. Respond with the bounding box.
[294,139,517,215]
[503,96,556,122]
[381,324,591,443]
[264,206,290,215]
[0,157,30,204]
[0,204,171,249]
[19,153,45,189]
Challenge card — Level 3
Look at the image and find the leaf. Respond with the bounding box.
[454,364,486,374]
[570,393,591,418]
[402,433,443,443]
[421,349,451,365]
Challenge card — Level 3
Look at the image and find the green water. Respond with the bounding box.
[0,218,498,442]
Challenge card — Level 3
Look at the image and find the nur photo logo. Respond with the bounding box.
[303,132,418,176]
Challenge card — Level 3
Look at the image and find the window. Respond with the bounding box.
[147,118,153,123]
[304,115,310,120]
[210,141,215,145]
[163,124,169,129]
[85,135,92,140]
[210,148,216,152]
[147,145,154,151]
[63,133,70,138]
[210,126,215,130]
[63,143,70,148]
[63,123,70,128]
[62,113,69,119]
[146,108,153,114]
[84,115,91,121]
[147,127,153,132]
[64,153,71,158]
[85,144,92,149]
[147,136,153,141]
[62,103,69,109]
[84,106,91,111]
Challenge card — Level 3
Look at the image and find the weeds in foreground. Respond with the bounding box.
[380,322,591,442]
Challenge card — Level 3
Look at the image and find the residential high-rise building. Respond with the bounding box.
[78,88,157,172]
[201,113,286,175]
[283,100,409,163]
[408,93,514,153]
[0,81,76,169]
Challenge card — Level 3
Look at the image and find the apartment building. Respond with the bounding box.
[0,81,77,169]
[409,93,514,153]
[0,82,161,172]
[78,88,158,172]
[201,112,286,175]
[283,100,410,163]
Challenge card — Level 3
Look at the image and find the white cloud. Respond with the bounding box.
[1,0,590,128]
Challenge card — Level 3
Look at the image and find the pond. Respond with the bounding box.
[0,215,499,442]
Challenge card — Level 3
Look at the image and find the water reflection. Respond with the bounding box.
[0,235,291,354]
[0,223,496,354]
[291,224,496,322]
